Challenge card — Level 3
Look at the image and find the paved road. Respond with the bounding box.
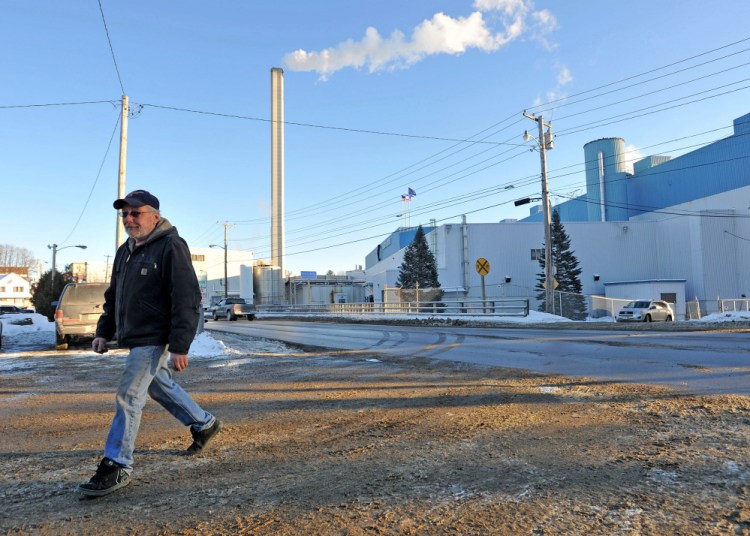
[206,319,750,396]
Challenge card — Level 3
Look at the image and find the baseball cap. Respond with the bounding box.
[113,190,160,210]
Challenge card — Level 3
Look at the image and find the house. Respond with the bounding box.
[0,272,33,308]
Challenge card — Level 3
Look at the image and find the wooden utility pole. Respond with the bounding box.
[523,111,554,314]
[223,223,229,298]
[116,95,129,248]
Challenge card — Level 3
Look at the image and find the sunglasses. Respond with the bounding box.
[118,210,154,219]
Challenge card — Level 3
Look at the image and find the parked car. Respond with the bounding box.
[210,297,257,321]
[616,299,674,322]
[54,282,108,350]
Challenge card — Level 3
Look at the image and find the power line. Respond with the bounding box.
[57,111,122,246]
[97,0,126,95]
[226,128,746,256]
[0,100,117,109]
[245,127,750,259]
[139,102,522,147]
[557,80,750,137]
[554,60,750,123]
[526,36,750,114]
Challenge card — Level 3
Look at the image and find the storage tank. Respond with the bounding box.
[583,138,630,222]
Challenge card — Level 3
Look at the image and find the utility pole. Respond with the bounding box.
[211,222,234,298]
[104,254,112,281]
[523,111,554,314]
[50,244,57,292]
[223,223,229,298]
[48,244,87,293]
[116,95,129,248]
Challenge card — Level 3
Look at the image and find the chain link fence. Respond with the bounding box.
[686,298,750,320]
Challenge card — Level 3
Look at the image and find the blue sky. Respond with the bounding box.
[2,0,750,277]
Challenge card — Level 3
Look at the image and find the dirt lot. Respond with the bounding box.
[1,329,749,535]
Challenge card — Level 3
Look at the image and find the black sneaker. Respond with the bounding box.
[186,420,222,455]
[78,458,131,497]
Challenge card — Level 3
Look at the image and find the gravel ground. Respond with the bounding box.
[0,328,748,535]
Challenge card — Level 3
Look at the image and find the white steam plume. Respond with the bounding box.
[284,0,556,80]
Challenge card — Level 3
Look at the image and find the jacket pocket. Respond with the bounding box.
[140,300,167,319]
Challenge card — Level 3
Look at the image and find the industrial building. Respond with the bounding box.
[364,112,750,320]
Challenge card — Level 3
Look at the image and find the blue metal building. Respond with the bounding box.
[520,112,750,223]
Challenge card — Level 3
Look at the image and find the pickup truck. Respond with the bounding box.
[210,297,257,321]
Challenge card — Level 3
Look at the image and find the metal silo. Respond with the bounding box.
[583,138,630,222]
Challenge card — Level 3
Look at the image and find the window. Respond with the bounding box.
[530,248,543,261]
[191,254,205,262]
[13,286,24,293]
[0,286,5,293]
[660,293,676,304]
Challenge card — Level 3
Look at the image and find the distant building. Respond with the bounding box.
[287,270,367,306]
[0,272,32,307]
[69,262,109,283]
[519,112,750,223]
[190,247,255,306]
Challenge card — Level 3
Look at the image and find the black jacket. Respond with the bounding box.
[96,218,201,354]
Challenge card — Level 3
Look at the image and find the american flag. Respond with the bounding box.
[401,188,416,201]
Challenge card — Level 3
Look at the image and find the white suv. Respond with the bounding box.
[616,299,674,322]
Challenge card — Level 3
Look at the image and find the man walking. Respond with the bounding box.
[78,190,221,497]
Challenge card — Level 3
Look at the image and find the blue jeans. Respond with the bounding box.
[104,345,215,471]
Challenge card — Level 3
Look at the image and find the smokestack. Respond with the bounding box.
[271,67,285,302]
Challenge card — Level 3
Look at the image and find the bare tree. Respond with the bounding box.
[0,244,37,269]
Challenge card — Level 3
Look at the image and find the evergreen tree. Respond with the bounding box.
[396,225,443,308]
[536,209,588,320]
[31,269,69,321]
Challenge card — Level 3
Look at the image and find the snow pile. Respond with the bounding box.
[0,314,233,357]
[189,331,230,357]
[0,313,56,347]
[0,313,54,336]
[693,311,750,323]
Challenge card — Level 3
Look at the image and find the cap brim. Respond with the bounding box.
[113,198,146,209]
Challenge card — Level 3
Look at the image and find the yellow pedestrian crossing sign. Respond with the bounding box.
[475,258,490,276]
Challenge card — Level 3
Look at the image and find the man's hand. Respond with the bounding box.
[92,337,108,354]
[170,353,189,372]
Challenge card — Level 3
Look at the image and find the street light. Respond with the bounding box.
[522,110,554,313]
[47,244,87,289]
[209,244,228,298]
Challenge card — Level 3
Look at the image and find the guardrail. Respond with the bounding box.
[257,299,530,317]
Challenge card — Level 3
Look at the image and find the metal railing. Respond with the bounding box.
[257,298,530,318]
[256,295,750,321]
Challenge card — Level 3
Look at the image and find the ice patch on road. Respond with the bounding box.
[647,467,678,484]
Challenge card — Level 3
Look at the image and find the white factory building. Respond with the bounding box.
[364,112,750,320]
